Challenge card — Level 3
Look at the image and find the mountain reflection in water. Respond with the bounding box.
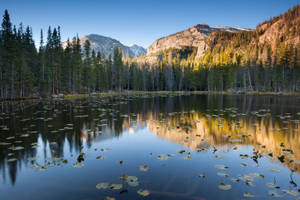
[0,94,300,200]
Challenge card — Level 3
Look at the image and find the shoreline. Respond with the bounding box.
[1,91,300,102]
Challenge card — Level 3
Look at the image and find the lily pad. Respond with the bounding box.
[198,173,205,178]
[101,148,112,152]
[128,180,139,187]
[8,158,17,162]
[127,176,138,182]
[268,167,280,173]
[183,156,192,160]
[13,146,24,150]
[105,196,116,200]
[250,173,264,178]
[96,182,110,189]
[243,192,255,198]
[282,189,298,196]
[215,164,229,170]
[110,184,122,190]
[218,182,232,190]
[177,149,187,154]
[157,154,169,160]
[268,190,283,197]
[217,172,229,177]
[137,189,150,197]
[72,162,84,168]
[105,197,115,200]
[139,165,149,172]
[266,182,280,189]
[231,178,240,182]
[96,155,104,159]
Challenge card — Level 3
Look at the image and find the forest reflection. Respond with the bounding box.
[0,94,299,185]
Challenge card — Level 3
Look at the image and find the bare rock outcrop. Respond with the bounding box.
[138,24,250,65]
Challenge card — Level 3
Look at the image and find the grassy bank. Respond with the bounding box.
[1,91,300,102]
[63,91,300,100]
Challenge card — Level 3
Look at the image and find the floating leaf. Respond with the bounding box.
[101,148,112,152]
[137,189,150,197]
[217,172,229,177]
[139,165,149,172]
[0,142,11,146]
[250,173,264,178]
[243,192,255,198]
[215,155,224,159]
[8,158,17,162]
[266,182,280,189]
[20,134,29,137]
[127,176,138,182]
[167,153,176,157]
[228,139,243,143]
[72,162,84,168]
[96,155,104,159]
[268,190,283,197]
[183,156,192,160]
[282,189,298,196]
[105,197,115,200]
[96,182,110,189]
[110,184,122,190]
[268,167,280,173]
[13,146,24,151]
[177,150,186,154]
[215,164,228,170]
[128,180,139,187]
[157,154,168,160]
[231,178,240,182]
[218,182,232,190]
[198,173,205,178]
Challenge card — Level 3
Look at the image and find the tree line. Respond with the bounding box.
[0,8,300,99]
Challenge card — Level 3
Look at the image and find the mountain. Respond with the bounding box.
[147,24,251,56]
[129,44,147,57]
[136,24,251,65]
[136,5,300,66]
[62,34,146,58]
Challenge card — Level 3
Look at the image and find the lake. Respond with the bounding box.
[1,94,300,200]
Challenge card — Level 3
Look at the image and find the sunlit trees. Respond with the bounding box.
[0,7,299,99]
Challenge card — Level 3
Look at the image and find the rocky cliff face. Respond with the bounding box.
[63,34,146,58]
[136,4,300,67]
[147,24,251,59]
[256,10,300,51]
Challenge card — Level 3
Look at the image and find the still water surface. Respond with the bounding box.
[1,94,300,200]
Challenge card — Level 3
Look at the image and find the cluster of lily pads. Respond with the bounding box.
[151,108,300,199]
[0,95,300,200]
[96,174,150,199]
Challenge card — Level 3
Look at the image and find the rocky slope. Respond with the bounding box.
[136,5,300,66]
[135,24,251,65]
[147,24,251,57]
[63,34,146,58]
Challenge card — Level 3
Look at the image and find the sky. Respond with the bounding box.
[0,0,299,48]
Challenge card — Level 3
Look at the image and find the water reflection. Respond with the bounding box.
[148,109,300,172]
[0,94,300,199]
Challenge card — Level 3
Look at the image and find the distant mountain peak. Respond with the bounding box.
[63,34,146,58]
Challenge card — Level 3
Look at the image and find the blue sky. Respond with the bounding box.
[0,0,299,48]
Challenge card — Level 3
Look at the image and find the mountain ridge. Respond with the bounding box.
[135,5,299,66]
[147,24,252,57]
[62,34,147,58]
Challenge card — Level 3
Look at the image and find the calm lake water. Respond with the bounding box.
[1,94,300,200]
